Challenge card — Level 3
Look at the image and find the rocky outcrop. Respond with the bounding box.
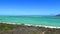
[56,14,60,16]
[0,23,60,34]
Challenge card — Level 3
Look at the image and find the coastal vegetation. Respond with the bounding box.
[0,23,60,34]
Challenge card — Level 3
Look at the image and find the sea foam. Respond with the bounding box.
[0,22,60,29]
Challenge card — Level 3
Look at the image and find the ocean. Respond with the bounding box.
[0,16,60,27]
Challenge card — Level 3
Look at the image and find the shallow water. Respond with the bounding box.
[0,16,60,27]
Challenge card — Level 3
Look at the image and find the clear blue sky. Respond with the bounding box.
[0,0,60,15]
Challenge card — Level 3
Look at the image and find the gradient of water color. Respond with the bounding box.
[0,16,60,27]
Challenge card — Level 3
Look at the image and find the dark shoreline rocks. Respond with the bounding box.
[0,23,60,34]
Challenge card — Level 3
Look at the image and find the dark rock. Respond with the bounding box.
[56,14,60,16]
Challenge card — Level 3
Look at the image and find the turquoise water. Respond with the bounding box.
[0,16,60,26]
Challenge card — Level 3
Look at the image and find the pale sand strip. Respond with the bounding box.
[0,22,60,29]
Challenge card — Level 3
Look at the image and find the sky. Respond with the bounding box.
[0,0,60,15]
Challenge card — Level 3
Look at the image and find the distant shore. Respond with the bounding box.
[0,22,60,29]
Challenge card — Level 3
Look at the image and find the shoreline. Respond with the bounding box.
[0,22,60,29]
